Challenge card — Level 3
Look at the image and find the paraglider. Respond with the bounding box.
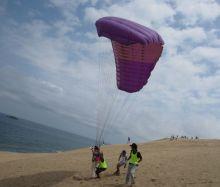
[95,17,164,93]
[88,16,164,185]
[95,17,164,146]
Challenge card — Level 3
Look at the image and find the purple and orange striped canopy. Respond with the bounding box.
[95,17,164,93]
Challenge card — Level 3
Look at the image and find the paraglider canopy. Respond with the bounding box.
[95,17,164,45]
[95,17,164,93]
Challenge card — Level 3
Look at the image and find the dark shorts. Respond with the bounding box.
[96,167,106,174]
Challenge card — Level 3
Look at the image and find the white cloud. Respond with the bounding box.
[0,90,21,102]
[190,46,220,66]
[175,0,220,25]
[48,0,88,13]
[84,0,175,27]
[161,26,207,56]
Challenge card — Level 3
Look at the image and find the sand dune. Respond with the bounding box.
[0,139,220,187]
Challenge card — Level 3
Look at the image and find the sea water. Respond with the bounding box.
[0,113,95,153]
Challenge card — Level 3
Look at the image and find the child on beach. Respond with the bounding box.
[114,150,127,175]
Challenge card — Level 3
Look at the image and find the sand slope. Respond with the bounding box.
[0,139,220,187]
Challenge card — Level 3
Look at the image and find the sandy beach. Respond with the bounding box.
[0,139,220,187]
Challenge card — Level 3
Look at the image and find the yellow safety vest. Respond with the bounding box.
[98,160,108,169]
[129,151,139,165]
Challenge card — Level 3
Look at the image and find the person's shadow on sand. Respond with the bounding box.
[104,184,127,187]
[0,170,75,187]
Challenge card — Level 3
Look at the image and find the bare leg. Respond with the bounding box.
[91,161,96,178]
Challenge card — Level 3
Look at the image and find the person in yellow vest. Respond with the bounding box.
[95,152,107,178]
[125,143,142,185]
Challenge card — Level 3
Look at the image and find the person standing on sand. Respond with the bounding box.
[127,137,131,144]
[91,146,101,178]
[125,143,142,186]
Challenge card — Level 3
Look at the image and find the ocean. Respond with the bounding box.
[0,113,95,153]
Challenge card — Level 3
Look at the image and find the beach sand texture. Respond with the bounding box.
[0,139,220,187]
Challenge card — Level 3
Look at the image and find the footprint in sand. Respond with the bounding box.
[73,175,83,181]
[151,178,157,182]
[73,175,91,181]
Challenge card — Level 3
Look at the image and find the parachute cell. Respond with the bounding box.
[95,17,164,93]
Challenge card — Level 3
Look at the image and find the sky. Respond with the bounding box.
[0,0,220,143]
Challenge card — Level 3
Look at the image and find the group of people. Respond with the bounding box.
[170,135,199,141]
[91,143,142,186]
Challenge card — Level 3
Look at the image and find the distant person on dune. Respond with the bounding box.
[127,137,131,144]
[95,152,108,178]
[114,150,127,175]
[125,143,142,186]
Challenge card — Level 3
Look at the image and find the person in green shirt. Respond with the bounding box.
[95,152,107,178]
[125,143,142,185]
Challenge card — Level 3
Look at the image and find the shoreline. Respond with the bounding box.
[1,138,216,154]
